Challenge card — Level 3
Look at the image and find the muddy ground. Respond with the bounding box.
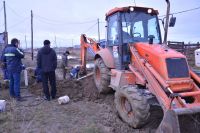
[0,77,143,133]
[0,48,200,133]
[0,72,163,133]
[0,50,149,133]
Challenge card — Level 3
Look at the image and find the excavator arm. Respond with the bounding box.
[80,34,102,74]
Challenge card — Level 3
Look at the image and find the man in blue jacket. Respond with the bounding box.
[3,38,24,101]
[70,66,80,79]
[37,40,57,101]
[34,67,42,83]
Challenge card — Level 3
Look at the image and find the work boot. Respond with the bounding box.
[16,96,25,102]
[10,95,15,99]
[51,96,56,100]
[43,96,50,101]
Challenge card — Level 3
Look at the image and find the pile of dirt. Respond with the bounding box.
[29,79,84,102]
[28,72,102,100]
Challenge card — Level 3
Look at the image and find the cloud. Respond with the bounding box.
[1,0,199,48]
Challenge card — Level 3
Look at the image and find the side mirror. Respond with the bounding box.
[169,16,176,27]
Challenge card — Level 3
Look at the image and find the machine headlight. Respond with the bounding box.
[148,9,152,14]
[129,7,134,12]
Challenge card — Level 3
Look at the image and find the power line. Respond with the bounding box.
[172,6,200,15]
[159,6,200,17]
[35,16,97,26]
[0,6,3,12]
[134,0,136,6]
[34,17,65,26]
[99,21,106,23]
[0,23,4,27]
[83,22,97,33]
[34,14,97,25]
[66,23,98,42]
[6,4,25,18]
[8,17,29,29]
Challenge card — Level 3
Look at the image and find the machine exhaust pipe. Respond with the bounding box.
[163,0,170,44]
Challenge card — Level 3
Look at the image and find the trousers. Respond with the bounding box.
[41,71,57,99]
[2,68,8,80]
[8,71,21,98]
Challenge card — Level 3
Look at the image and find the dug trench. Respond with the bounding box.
[0,74,167,133]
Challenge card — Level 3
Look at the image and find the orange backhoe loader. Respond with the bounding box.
[80,0,200,132]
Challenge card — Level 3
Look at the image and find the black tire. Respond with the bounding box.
[115,85,150,128]
[94,58,111,94]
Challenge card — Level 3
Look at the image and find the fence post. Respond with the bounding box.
[197,42,200,48]
[182,42,185,54]
[167,41,170,46]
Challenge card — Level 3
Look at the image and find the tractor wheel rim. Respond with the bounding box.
[121,97,133,117]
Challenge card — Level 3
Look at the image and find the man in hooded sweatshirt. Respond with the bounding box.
[37,40,57,101]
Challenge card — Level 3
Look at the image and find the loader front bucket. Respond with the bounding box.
[156,107,200,133]
[156,110,180,133]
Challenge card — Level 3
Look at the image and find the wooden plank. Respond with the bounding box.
[77,72,94,81]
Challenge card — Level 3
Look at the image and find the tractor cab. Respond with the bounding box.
[105,6,162,70]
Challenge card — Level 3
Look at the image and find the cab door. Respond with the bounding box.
[107,13,123,70]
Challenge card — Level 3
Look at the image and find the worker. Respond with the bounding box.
[37,40,57,101]
[34,67,42,83]
[62,50,70,79]
[70,66,80,79]
[2,38,24,101]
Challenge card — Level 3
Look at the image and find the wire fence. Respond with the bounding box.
[168,41,200,66]
[168,41,200,54]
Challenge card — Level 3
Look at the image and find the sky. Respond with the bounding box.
[0,0,200,48]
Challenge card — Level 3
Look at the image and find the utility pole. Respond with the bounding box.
[25,35,27,49]
[72,39,74,47]
[3,1,8,46]
[134,0,136,6]
[54,36,57,48]
[97,18,100,42]
[31,10,33,60]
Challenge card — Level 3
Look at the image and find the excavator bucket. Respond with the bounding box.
[157,108,200,133]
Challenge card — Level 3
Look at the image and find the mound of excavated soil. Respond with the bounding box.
[27,76,161,132]
[29,79,84,102]
[1,66,164,133]
[29,75,114,104]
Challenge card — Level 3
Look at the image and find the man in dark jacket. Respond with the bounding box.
[37,40,57,101]
[62,50,70,79]
[3,38,24,101]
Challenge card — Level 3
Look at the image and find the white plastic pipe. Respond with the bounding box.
[0,100,6,112]
[58,96,70,104]
[24,69,28,86]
